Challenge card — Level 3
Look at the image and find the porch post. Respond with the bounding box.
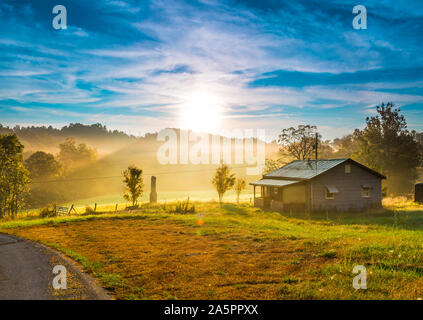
[253,185,256,200]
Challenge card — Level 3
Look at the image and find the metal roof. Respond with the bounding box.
[250,179,300,187]
[263,158,386,180]
[264,159,348,180]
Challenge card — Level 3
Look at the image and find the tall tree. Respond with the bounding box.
[58,137,97,171]
[122,165,144,206]
[278,125,320,160]
[24,151,63,208]
[0,134,30,218]
[25,151,62,179]
[331,134,359,158]
[212,163,235,206]
[354,103,421,195]
[234,177,246,204]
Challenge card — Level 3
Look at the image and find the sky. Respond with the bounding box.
[1,0,423,140]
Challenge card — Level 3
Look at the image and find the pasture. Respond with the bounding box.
[1,199,423,300]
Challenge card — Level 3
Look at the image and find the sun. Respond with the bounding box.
[179,92,222,133]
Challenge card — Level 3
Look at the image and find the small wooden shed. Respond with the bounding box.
[250,158,386,212]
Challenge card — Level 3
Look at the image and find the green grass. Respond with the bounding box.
[62,190,253,208]
[2,199,423,299]
[16,189,254,218]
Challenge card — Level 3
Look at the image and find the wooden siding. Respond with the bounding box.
[283,184,306,204]
[311,160,382,211]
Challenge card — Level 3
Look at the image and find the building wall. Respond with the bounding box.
[270,200,284,212]
[311,161,382,212]
[254,197,264,209]
[283,184,306,203]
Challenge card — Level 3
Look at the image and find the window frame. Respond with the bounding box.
[345,164,351,174]
[325,185,338,200]
[361,187,371,198]
[325,189,335,200]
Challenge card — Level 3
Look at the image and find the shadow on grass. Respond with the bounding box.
[221,203,251,216]
[277,208,423,231]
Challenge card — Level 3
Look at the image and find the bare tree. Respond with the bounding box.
[278,125,319,160]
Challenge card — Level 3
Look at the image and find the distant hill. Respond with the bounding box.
[0,123,280,206]
[67,128,280,195]
[0,123,140,156]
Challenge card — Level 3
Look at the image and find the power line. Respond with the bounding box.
[29,164,255,184]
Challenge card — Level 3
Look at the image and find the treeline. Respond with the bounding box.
[0,123,132,140]
[0,123,162,215]
[25,137,100,208]
[0,123,158,156]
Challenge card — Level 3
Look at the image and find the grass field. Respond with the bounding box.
[17,190,253,217]
[62,190,253,209]
[1,199,423,300]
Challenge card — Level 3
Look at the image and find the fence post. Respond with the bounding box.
[150,176,157,203]
[115,204,118,213]
[94,203,97,212]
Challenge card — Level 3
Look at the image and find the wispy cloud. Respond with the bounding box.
[0,0,422,139]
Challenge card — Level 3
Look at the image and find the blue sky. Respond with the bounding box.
[1,0,423,140]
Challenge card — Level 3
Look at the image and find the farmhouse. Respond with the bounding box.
[251,158,386,212]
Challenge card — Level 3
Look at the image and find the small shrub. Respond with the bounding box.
[39,206,57,218]
[85,206,95,214]
[173,197,196,214]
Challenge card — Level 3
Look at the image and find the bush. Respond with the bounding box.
[85,206,95,214]
[173,197,196,214]
[39,206,57,218]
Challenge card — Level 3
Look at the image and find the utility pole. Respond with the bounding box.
[315,133,318,162]
[315,133,318,173]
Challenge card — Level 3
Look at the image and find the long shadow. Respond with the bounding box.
[277,208,423,231]
[221,203,250,216]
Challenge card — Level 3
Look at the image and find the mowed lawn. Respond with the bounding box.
[2,201,423,300]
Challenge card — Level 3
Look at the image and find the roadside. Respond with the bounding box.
[0,233,112,300]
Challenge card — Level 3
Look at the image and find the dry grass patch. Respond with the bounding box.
[5,217,332,300]
[3,202,423,300]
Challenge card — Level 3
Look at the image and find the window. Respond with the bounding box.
[325,185,339,200]
[326,190,335,200]
[345,164,351,174]
[362,185,372,198]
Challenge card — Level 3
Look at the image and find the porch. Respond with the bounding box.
[251,179,308,212]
